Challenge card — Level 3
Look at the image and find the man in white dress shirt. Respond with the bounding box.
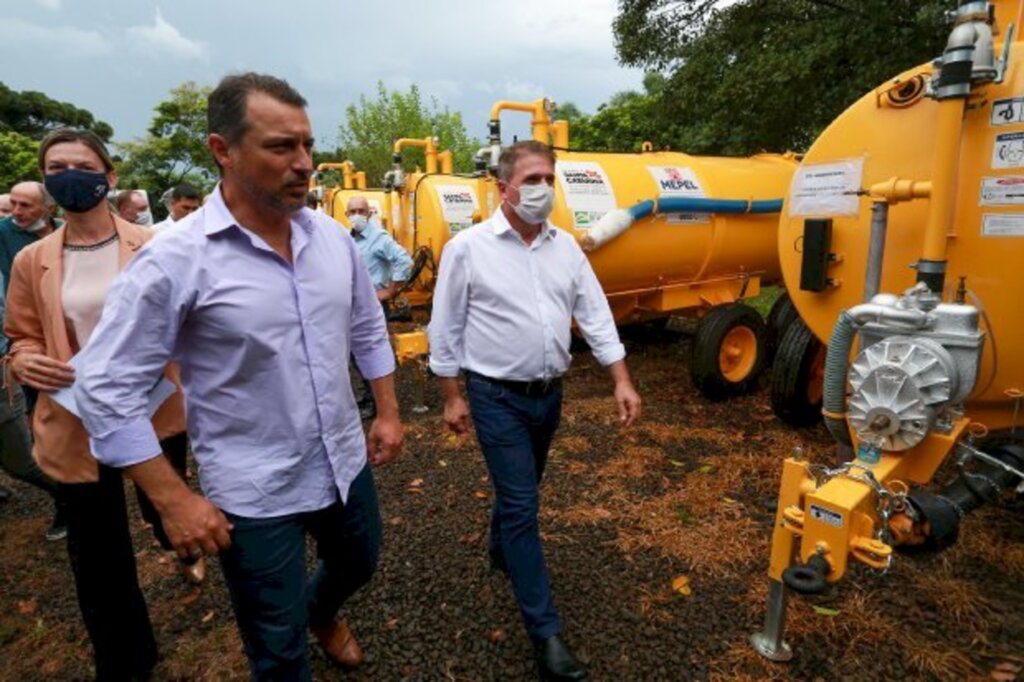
[152,183,202,233]
[428,140,642,682]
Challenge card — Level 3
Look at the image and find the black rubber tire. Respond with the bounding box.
[690,303,766,401]
[770,319,825,427]
[765,292,799,364]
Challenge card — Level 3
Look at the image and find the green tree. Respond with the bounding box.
[116,82,217,204]
[611,0,949,154]
[556,73,677,151]
[336,82,481,185]
[0,82,113,141]
[0,132,41,191]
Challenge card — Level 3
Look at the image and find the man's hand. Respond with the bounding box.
[607,360,642,428]
[368,414,403,466]
[614,381,642,428]
[158,489,233,560]
[11,352,74,392]
[443,395,471,435]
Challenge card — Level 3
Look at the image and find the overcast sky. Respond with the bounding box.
[1,0,644,150]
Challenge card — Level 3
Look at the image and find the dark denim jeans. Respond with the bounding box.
[219,465,381,682]
[0,384,57,496]
[466,372,563,641]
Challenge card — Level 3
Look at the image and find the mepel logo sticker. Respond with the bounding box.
[647,166,705,198]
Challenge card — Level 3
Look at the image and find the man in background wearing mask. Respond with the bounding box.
[346,195,412,420]
[0,182,59,297]
[0,193,12,218]
[115,189,153,226]
[428,140,642,682]
[153,183,202,233]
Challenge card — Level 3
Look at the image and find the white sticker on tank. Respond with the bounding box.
[991,97,1024,126]
[646,166,705,197]
[556,161,617,230]
[982,213,1024,236]
[809,504,844,528]
[992,132,1024,169]
[435,184,479,234]
[788,158,863,217]
[980,176,1024,205]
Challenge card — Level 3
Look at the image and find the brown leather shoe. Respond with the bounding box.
[179,556,206,585]
[312,618,363,670]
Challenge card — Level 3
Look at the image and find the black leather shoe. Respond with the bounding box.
[488,546,509,575]
[534,635,587,681]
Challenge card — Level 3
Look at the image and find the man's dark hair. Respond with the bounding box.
[208,72,308,145]
[497,140,557,182]
[171,183,202,201]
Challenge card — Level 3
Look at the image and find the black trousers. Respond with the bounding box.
[62,434,189,681]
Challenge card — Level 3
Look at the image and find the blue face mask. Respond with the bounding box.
[44,169,110,213]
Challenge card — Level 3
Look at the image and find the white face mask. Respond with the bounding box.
[349,214,369,232]
[510,183,555,225]
[135,210,154,226]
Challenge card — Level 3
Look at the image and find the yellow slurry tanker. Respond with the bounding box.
[373,99,798,399]
[311,161,393,232]
[752,0,1024,661]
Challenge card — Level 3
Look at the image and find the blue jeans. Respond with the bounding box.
[466,372,563,640]
[219,465,381,682]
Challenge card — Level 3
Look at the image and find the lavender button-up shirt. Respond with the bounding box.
[74,186,394,518]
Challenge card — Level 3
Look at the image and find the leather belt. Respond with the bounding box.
[467,371,562,397]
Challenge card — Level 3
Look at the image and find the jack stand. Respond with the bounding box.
[750,579,793,662]
[411,359,429,414]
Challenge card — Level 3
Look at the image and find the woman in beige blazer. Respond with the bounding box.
[4,128,191,682]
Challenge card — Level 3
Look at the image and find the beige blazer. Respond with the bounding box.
[4,214,186,483]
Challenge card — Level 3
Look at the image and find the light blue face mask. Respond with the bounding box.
[511,183,555,225]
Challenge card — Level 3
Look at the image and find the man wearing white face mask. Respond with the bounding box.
[0,182,60,298]
[346,195,412,419]
[428,140,642,681]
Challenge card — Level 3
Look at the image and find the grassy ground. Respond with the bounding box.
[0,326,1021,680]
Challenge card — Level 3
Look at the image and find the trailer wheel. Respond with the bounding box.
[765,292,799,364]
[770,319,827,426]
[690,303,766,401]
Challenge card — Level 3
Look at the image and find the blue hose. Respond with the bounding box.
[626,197,784,220]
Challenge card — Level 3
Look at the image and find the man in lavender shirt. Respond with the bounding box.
[74,73,403,681]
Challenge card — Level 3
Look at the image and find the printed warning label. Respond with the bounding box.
[981,176,1024,205]
[665,213,709,224]
[556,161,617,229]
[992,132,1024,169]
[789,159,863,216]
[809,504,844,529]
[435,184,479,234]
[982,213,1024,236]
[646,166,706,198]
[991,97,1024,126]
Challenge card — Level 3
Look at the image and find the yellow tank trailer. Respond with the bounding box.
[310,161,394,233]
[753,0,1024,662]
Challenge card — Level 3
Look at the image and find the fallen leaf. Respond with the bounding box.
[723,497,738,505]
[697,465,714,474]
[992,662,1023,681]
[474,491,489,499]
[180,589,202,606]
[388,516,404,526]
[593,507,613,519]
[671,575,692,597]
[438,460,448,468]
[488,628,507,643]
[408,478,424,487]
[201,611,215,623]
[812,606,840,617]
[445,434,458,444]
[16,599,37,615]
[668,459,686,467]
[406,488,423,494]
[385,617,399,630]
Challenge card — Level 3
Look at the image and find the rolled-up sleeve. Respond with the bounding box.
[348,239,395,380]
[571,255,626,367]
[75,250,186,468]
[382,235,413,283]
[427,238,469,378]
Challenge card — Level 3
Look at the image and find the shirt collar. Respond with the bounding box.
[352,219,382,241]
[491,206,556,242]
[203,183,318,238]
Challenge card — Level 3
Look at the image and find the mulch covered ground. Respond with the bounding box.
[1,324,1022,681]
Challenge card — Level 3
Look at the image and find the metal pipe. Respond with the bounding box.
[489,98,554,144]
[750,579,794,662]
[438,150,453,174]
[393,137,439,174]
[863,201,889,302]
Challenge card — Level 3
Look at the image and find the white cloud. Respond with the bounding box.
[474,80,547,101]
[126,8,206,60]
[0,18,111,56]
[33,0,61,9]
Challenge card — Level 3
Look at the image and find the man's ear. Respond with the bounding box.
[208,134,232,171]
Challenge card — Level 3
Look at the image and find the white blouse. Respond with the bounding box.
[62,233,120,352]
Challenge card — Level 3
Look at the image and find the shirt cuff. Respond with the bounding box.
[428,357,461,378]
[354,343,396,381]
[592,342,627,368]
[89,418,163,468]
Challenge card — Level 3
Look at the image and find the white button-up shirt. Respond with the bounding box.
[428,207,625,381]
